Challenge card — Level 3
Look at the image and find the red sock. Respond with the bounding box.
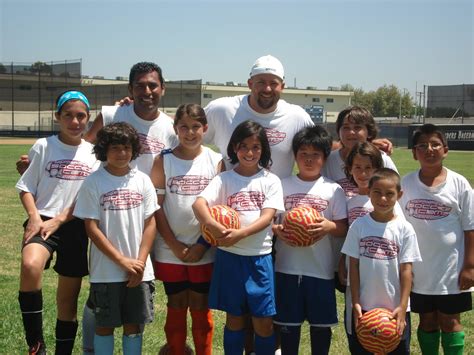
[190,309,214,355]
[164,307,188,354]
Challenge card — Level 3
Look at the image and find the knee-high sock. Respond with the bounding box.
[122,333,142,355]
[164,307,188,354]
[55,319,78,355]
[190,308,214,355]
[19,290,44,348]
[310,326,332,355]
[255,333,275,355]
[417,328,440,355]
[224,327,245,355]
[82,301,95,354]
[93,334,113,355]
[279,325,301,354]
[441,331,464,355]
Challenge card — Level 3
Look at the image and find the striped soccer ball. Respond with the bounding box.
[356,308,401,354]
[201,205,240,246]
[283,206,320,246]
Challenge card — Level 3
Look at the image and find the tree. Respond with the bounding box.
[29,61,52,75]
[0,63,6,74]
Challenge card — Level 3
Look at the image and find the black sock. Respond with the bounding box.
[18,290,44,347]
[310,326,332,355]
[55,319,78,355]
[280,325,302,354]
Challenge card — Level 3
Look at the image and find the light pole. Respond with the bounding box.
[399,88,407,124]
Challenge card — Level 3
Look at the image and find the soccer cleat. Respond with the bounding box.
[28,341,46,355]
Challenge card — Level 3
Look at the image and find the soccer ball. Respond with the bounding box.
[356,308,401,354]
[283,206,320,246]
[201,205,240,246]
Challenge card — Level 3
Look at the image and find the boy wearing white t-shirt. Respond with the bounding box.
[273,126,348,354]
[401,124,473,355]
[74,122,159,355]
[342,168,421,355]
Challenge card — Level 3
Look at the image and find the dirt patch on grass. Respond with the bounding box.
[0,138,37,145]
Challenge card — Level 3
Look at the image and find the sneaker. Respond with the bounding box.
[28,342,46,355]
[158,343,194,355]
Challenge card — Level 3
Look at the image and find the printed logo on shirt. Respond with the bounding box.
[405,199,451,220]
[349,207,372,225]
[284,193,329,212]
[167,175,211,195]
[228,191,265,211]
[336,178,358,198]
[264,128,286,146]
[46,159,92,180]
[359,236,399,260]
[138,133,165,154]
[100,189,143,210]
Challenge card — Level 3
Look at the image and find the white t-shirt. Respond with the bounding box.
[73,167,159,283]
[341,214,421,311]
[198,169,284,256]
[274,175,347,279]
[153,147,222,265]
[102,105,178,174]
[322,148,398,199]
[204,95,314,178]
[16,136,99,217]
[401,168,474,295]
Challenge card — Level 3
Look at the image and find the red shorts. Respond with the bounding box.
[153,261,213,283]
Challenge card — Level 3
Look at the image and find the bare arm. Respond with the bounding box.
[84,218,144,275]
[19,191,42,243]
[349,256,362,327]
[392,262,412,335]
[83,113,104,144]
[192,197,229,241]
[459,229,474,290]
[309,217,348,239]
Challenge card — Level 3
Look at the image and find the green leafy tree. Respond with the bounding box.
[30,61,52,75]
[0,63,6,74]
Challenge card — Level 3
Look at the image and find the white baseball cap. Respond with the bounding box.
[249,55,285,81]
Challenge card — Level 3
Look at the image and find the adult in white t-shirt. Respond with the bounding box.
[204,55,314,179]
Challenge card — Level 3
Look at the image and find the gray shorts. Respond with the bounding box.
[90,281,155,328]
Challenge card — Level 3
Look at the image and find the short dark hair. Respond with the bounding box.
[93,122,142,162]
[129,62,164,86]
[369,168,401,192]
[292,125,332,159]
[336,106,378,141]
[175,103,207,126]
[412,123,447,147]
[344,142,384,184]
[227,120,272,169]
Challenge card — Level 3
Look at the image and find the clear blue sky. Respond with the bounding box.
[1,0,472,98]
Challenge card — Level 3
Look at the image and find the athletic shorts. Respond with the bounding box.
[208,249,275,317]
[90,281,155,328]
[154,261,213,295]
[274,272,338,327]
[23,216,88,277]
[410,292,472,314]
[349,311,411,355]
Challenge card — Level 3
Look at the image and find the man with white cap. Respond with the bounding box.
[204,55,314,179]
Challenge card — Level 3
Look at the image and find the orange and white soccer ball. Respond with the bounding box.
[201,205,240,246]
[283,206,320,246]
[356,308,401,354]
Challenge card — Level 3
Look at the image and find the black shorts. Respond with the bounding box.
[162,281,210,295]
[23,216,89,277]
[410,292,472,315]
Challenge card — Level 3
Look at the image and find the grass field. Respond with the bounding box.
[0,144,472,354]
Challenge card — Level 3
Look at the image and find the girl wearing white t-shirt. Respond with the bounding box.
[16,91,98,355]
[193,120,284,355]
[150,104,224,355]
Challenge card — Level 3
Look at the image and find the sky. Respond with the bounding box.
[1,0,473,98]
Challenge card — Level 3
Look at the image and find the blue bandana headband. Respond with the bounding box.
[56,91,90,112]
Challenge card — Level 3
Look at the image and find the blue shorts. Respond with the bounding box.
[410,292,472,314]
[274,272,338,327]
[208,249,275,317]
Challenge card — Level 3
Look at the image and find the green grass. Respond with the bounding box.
[0,144,472,354]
